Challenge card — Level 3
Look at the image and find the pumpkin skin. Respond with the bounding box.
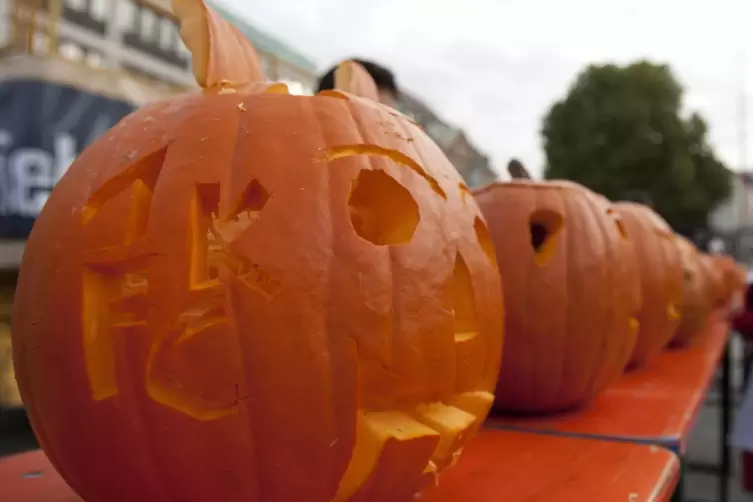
[612,203,682,368]
[473,180,640,412]
[671,237,711,346]
[11,3,503,502]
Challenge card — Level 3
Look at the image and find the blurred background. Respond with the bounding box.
[0,1,752,500]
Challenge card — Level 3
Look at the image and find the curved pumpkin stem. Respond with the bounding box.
[172,0,265,88]
[334,60,380,101]
[507,158,532,180]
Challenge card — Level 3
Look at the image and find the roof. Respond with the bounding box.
[209,1,318,74]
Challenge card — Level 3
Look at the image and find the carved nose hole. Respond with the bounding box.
[529,209,562,265]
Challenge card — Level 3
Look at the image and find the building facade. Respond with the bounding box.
[709,171,753,262]
[398,91,496,187]
[3,0,318,93]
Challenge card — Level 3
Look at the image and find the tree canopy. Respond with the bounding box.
[542,60,732,235]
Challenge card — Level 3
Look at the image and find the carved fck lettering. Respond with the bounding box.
[80,149,275,419]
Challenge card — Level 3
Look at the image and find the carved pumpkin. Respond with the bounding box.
[671,237,712,346]
[11,2,502,501]
[473,173,640,412]
[612,203,682,368]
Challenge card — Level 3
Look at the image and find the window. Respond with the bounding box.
[32,33,49,54]
[159,18,175,51]
[90,0,107,21]
[59,41,85,61]
[117,0,135,30]
[140,8,156,41]
[85,51,102,67]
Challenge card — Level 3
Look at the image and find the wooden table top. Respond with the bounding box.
[422,429,679,501]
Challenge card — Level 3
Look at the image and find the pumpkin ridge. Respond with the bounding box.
[542,188,569,407]
[318,97,364,499]
[581,197,615,401]
[569,193,609,406]
[524,186,538,406]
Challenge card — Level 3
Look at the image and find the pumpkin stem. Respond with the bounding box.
[334,60,381,101]
[507,158,532,180]
[172,0,265,89]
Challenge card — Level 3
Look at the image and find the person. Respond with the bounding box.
[316,58,399,108]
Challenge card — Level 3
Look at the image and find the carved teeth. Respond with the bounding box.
[410,402,475,469]
[333,410,440,502]
[334,394,493,501]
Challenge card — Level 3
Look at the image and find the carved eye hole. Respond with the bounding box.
[348,169,419,246]
[529,209,563,265]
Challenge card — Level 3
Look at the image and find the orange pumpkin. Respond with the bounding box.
[612,203,682,368]
[473,179,640,412]
[712,253,746,307]
[11,2,503,501]
[700,253,725,308]
[671,237,712,346]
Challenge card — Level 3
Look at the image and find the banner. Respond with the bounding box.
[0,79,135,238]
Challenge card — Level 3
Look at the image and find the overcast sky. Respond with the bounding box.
[225,0,752,178]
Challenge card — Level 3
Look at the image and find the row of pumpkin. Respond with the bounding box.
[8,1,746,501]
[479,169,744,413]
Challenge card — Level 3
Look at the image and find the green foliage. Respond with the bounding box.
[542,60,731,234]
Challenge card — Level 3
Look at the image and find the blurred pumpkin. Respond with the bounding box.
[612,202,682,368]
[671,237,712,346]
[712,253,746,307]
[11,2,503,501]
[473,162,640,412]
[700,253,725,308]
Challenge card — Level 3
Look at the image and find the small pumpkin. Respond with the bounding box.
[473,162,640,412]
[612,202,682,368]
[11,2,502,501]
[700,253,726,308]
[671,237,712,346]
[712,253,746,307]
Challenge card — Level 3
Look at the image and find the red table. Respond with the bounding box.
[485,313,731,454]
[422,430,679,502]
[1,430,679,502]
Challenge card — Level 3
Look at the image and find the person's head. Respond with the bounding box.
[316,58,399,108]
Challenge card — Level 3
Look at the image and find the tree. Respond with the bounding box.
[542,60,731,235]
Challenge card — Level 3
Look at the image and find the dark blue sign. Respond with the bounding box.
[0,79,135,238]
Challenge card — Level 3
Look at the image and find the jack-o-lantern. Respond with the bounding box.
[473,165,640,412]
[11,2,502,501]
[671,237,711,346]
[612,202,682,368]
